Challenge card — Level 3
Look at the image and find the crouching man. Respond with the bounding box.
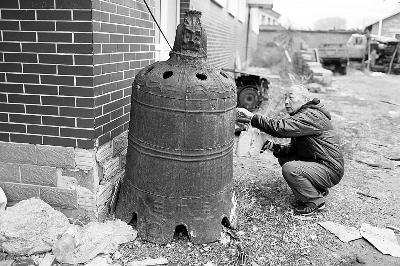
[237,85,344,215]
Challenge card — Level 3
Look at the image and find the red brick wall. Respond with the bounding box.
[0,0,155,149]
[180,0,251,69]
[92,0,155,147]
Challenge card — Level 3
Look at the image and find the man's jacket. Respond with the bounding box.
[251,98,344,181]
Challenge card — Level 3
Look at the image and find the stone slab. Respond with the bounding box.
[36,145,75,169]
[0,182,40,202]
[39,186,78,209]
[0,162,20,183]
[20,164,58,187]
[0,142,36,165]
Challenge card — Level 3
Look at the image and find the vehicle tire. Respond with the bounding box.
[238,86,259,109]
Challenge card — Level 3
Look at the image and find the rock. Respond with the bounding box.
[0,198,70,255]
[54,220,137,264]
[113,251,123,260]
[0,187,6,212]
[85,255,113,266]
[0,260,14,266]
[356,254,366,264]
[11,258,35,266]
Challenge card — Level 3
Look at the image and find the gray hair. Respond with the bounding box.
[288,84,311,102]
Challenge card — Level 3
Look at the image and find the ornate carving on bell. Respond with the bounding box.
[115,10,237,244]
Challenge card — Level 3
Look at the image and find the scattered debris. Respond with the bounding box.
[354,151,395,169]
[0,198,70,255]
[384,149,400,161]
[386,226,400,233]
[85,255,113,266]
[318,221,362,243]
[128,257,169,266]
[53,220,137,264]
[38,253,56,266]
[360,223,400,257]
[356,254,367,264]
[356,191,379,200]
[380,100,399,106]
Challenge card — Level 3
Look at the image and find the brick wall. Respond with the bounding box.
[370,13,400,38]
[0,0,94,148]
[0,0,155,220]
[181,0,252,69]
[92,0,155,147]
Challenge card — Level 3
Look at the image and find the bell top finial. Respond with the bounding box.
[171,10,207,59]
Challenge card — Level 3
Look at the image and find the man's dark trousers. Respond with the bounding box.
[278,155,337,206]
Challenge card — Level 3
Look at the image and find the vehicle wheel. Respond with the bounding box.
[238,86,259,109]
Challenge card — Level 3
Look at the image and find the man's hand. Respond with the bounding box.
[260,140,274,153]
[236,108,254,123]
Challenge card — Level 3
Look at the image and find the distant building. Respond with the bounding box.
[365,11,400,39]
[259,8,280,26]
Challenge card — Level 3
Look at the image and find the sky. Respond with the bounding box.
[273,0,400,30]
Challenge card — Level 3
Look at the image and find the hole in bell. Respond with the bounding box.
[221,216,232,229]
[163,71,173,79]
[173,224,190,241]
[128,212,137,228]
[196,73,207,80]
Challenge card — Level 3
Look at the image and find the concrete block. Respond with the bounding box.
[112,131,128,156]
[0,141,36,165]
[0,162,20,183]
[75,148,96,171]
[40,186,78,209]
[0,182,40,202]
[36,145,75,168]
[96,142,112,165]
[20,164,58,187]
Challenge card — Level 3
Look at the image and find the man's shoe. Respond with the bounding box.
[294,202,325,216]
[290,200,304,208]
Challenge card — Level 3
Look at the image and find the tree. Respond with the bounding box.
[313,17,347,30]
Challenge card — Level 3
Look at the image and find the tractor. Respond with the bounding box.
[222,68,270,110]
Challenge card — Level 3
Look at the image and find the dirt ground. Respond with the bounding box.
[114,70,400,266]
[2,70,400,266]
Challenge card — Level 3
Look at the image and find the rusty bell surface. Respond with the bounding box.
[115,10,237,244]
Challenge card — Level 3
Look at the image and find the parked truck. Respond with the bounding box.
[317,34,367,75]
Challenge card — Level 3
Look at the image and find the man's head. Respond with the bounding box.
[284,84,311,114]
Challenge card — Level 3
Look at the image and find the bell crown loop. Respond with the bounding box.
[170,10,207,60]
